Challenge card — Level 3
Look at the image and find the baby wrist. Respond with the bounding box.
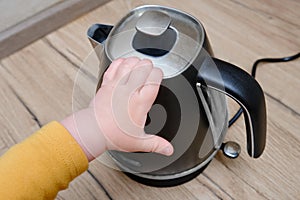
[61,108,106,161]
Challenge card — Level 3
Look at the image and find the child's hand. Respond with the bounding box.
[62,57,174,161]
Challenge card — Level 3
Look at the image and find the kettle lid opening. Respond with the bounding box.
[132,27,177,57]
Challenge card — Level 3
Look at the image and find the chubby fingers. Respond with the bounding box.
[139,67,163,102]
[101,58,124,85]
[102,57,161,89]
[102,57,141,87]
[139,133,174,156]
[127,59,163,114]
[126,59,153,88]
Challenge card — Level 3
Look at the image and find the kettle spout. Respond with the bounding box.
[87,24,113,48]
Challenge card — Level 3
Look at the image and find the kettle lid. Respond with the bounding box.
[105,5,205,78]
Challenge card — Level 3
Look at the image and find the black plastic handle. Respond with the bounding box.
[198,58,267,158]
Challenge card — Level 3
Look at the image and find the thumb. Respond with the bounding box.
[139,135,174,156]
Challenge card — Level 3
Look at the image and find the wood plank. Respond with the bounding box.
[57,171,111,200]
[0,45,109,199]
[0,0,63,32]
[0,70,40,155]
[228,0,300,30]
[88,159,200,200]
[203,0,300,114]
[184,176,232,200]
[220,95,300,199]
[0,28,210,200]
[0,0,111,59]
[40,0,300,199]
[0,0,299,199]
[45,0,300,114]
[0,40,75,125]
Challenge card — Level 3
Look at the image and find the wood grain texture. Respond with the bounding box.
[0,0,111,59]
[0,0,299,199]
[0,0,63,32]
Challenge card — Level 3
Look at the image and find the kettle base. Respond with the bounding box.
[124,162,210,187]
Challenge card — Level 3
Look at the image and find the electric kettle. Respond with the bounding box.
[87,5,267,187]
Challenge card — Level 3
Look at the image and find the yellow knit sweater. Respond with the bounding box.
[0,121,89,199]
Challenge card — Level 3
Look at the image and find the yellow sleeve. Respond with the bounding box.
[0,121,89,199]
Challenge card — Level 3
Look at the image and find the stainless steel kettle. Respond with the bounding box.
[87,5,267,187]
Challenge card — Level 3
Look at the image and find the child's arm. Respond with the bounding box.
[0,57,173,199]
[0,121,88,199]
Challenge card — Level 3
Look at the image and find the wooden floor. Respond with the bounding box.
[0,0,299,199]
[0,0,109,58]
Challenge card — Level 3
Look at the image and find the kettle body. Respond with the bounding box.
[87,5,266,187]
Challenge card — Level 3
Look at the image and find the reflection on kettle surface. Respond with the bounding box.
[87,5,267,187]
